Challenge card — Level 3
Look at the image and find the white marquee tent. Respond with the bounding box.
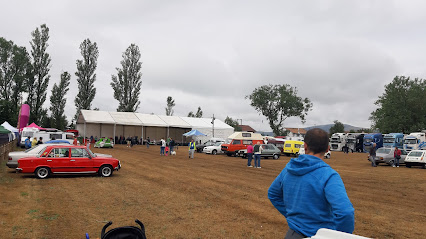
[76,110,234,144]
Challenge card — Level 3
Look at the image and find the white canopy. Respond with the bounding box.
[1,121,18,133]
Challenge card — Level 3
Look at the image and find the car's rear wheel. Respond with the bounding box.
[388,159,394,166]
[422,164,426,169]
[273,154,279,160]
[212,150,217,155]
[35,167,50,179]
[99,165,113,177]
[406,163,412,168]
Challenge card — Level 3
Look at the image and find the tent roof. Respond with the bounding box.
[109,112,142,126]
[183,129,207,136]
[78,110,116,124]
[207,118,234,129]
[25,123,45,130]
[158,115,191,128]
[0,125,11,134]
[1,121,18,132]
[181,117,212,128]
[134,113,168,127]
[76,110,233,130]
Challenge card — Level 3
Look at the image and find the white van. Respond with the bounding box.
[20,129,74,147]
[404,150,426,169]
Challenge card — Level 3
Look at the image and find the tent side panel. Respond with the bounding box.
[115,125,124,138]
[124,125,142,138]
[145,126,167,142]
[100,124,114,138]
[170,127,191,145]
[77,123,100,138]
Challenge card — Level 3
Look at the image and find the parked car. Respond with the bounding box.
[374,147,407,166]
[94,137,114,148]
[202,142,223,155]
[298,147,331,159]
[16,145,121,179]
[404,150,426,169]
[7,143,68,168]
[237,144,281,160]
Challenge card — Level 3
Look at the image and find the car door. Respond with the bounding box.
[45,147,71,173]
[262,145,272,157]
[399,150,407,164]
[69,148,95,173]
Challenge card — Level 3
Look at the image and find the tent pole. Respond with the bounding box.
[113,123,116,144]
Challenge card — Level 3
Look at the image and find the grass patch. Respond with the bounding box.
[21,192,29,197]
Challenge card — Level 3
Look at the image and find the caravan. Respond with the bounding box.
[221,132,264,156]
[20,128,74,147]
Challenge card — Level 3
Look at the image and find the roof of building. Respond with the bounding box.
[77,110,232,129]
[239,125,256,132]
[286,128,307,135]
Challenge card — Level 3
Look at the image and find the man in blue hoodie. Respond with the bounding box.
[268,128,354,238]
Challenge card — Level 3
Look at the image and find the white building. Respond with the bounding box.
[76,110,234,144]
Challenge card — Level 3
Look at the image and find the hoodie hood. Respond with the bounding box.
[287,154,330,176]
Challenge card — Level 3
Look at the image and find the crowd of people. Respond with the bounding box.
[24,136,43,149]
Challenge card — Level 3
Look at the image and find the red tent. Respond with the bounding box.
[24,123,46,130]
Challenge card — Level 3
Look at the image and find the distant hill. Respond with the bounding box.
[304,124,366,133]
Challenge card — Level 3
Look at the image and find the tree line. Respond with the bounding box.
[0,24,143,130]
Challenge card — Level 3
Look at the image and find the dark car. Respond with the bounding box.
[237,144,281,160]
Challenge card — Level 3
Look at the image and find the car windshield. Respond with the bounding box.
[376,148,391,154]
[86,147,97,157]
[407,151,424,157]
[404,139,417,144]
[213,142,222,146]
[383,138,395,143]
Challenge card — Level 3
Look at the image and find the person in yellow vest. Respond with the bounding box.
[188,139,196,159]
[31,137,38,147]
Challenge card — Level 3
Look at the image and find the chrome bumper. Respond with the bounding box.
[16,168,23,173]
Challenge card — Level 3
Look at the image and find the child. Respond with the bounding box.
[165,146,169,156]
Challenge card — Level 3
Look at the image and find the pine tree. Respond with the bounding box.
[165,96,175,116]
[75,38,98,118]
[26,24,51,124]
[49,72,70,130]
[111,44,142,112]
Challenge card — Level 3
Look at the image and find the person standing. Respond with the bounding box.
[25,136,31,149]
[253,142,263,168]
[247,144,254,167]
[31,137,37,147]
[73,136,78,146]
[169,138,175,153]
[268,128,354,238]
[393,146,401,168]
[160,138,166,155]
[188,139,196,159]
[146,137,150,148]
[36,137,43,145]
[369,143,377,167]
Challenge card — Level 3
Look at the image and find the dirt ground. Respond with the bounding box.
[0,145,425,239]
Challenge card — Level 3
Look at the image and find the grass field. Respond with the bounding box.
[0,145,425,239]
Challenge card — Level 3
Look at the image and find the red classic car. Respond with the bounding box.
[16,145,121,179]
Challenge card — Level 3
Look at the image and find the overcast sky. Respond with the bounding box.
[2,0,425,131]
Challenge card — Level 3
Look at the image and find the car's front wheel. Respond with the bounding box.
[273,154,279,160]
[35,167,50,179]
[99,165,113,177]
[212,150,217,155]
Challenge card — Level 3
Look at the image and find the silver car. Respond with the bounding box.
[238,144,281,160]
[6,144,112,168]
[375,147,407,166]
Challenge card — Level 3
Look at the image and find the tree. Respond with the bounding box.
[370,76,426,133]
[165,96,175,116]
[26,24,51,124]
[187,106,203,118]
[0,37,31,126]
[195,107,203,118]
[246,84,312,136]
[49,72,70,130]
[75,38,98,118]
[111,44,142,112]
[329,120,345,135]
[225,116,241,131]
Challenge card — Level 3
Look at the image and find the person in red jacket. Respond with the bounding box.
[393,146,402,167]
